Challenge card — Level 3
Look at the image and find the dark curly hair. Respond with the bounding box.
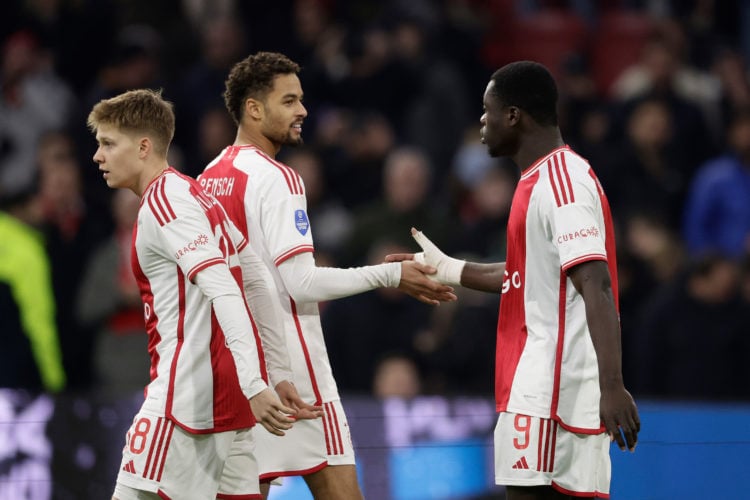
[224,52,301,125]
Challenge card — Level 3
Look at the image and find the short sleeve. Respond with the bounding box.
[143,182,226,281]
[546,177,607,271]
[257,174,314,267]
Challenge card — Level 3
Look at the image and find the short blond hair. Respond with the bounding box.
[87,89,175,156]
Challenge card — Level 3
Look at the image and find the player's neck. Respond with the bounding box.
[234,128,281,158]
[134,161,170,197]
[515,128,565,172]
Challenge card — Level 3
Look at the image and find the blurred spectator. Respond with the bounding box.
[451,128,499,196]
[683,107,750,258]
[321,109,396,210]
[342,145,453,266]
[0,30,75,196]
[454,162,516,262]
[0,183,66,393]
[610,24,717,167]
[633,253,748,399]
[75,189,149,396]
[390,11,472,178]
[611,21,721,130]
[184,105,237,176]
[37,130,109,390]
[372,352,422,399]
[617,210,685,385]
[600,97,689,229]
[173,14,247,176]
[556,53,606,149]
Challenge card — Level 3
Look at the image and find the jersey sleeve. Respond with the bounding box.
[544,171,608,271]
[255,170,314,267]
[238,242,293,387]
[277,252,401,303]
[142,180,227,281]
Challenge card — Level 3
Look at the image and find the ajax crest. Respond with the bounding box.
[295,210,310,235]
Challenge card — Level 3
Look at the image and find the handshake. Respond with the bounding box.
[384,228,466,305]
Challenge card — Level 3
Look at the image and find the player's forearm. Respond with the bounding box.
[572,262,625,387]
[278,252,400,303]
[586,293,625,388]
[195,265,267,398]
[239,245,293,386]
[244,284,293,387]
[460,261,506,293]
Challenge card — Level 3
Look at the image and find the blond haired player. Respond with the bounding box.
[88,89,296,500]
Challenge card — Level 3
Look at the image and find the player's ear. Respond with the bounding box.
[245,98,264,121]
[138,137,152,158]
[507,106,521,126]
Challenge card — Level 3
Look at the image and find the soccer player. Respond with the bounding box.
[387,61,640,499]
[198,51,456,499]
[87,88,296,500]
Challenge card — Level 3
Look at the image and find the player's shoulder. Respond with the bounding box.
[203,145,305,195]
[530,147,593,183]
[526,147,600,203]
[244,147,305,195]
[141,169,199,225]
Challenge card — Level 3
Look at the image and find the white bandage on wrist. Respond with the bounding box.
[411,229,464,286]
[413,251,464,286]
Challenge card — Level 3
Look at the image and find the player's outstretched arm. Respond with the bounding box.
[568,260,640,452]
[274,380,323,420]
[249,387,297,436]
[276,251,455,305]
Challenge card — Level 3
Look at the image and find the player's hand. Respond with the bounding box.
[274,380,323,420]
[249,388,296,436]
[384,252,416,263]
[600,385,640,452]
[391,228,464,286]
[398,261,457,305]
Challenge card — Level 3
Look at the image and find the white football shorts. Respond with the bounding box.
[113,409,261,499]
[254,399,355,481]
[494,411,611,497]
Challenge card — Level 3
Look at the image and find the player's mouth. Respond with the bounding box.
[291,122,302,133]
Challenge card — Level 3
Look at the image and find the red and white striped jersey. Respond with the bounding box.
[496,146,619,433]
[199,146,338,405]
[133,168,259,433]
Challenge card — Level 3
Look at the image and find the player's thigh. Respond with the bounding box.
[321,400,356,466]
[217,428,261,498]
[303,464,363,500]
[115,409,242,499]
[494,412,610,496]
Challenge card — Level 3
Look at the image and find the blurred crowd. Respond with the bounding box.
[1,0,749,402]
